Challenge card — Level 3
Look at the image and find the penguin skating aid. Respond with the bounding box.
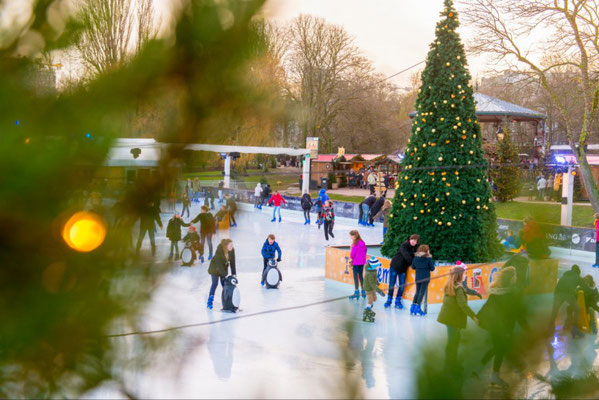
[263,259,283,289]
[180,244,196,267]
[222,275,241,313]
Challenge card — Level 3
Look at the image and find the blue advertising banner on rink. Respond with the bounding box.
[495,219,594,252]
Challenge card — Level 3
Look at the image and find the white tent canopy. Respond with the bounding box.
[184,144,310,156]
[106,139,312,191]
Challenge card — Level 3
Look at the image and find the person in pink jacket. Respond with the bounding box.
[349,230,368,299]
[268,191,287,223]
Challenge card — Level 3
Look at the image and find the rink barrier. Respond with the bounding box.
[216,187,597,253]
[324,245,559,304]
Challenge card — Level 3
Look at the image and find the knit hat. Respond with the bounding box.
[367,256,382,270]
[456,260,467,269]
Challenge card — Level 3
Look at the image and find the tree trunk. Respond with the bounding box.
[573,142,599,211]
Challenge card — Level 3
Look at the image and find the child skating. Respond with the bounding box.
[261,234,282,286]
[322,200,335,241]
[411,244,435,316]
[267,190,287,222]
[182,225,201,261]
[348,230,367,299]
[362,256,386,323]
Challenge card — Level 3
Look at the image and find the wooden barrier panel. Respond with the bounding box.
[325,246,559,304]
[217,212,230,230]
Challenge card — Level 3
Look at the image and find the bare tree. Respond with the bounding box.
[281,15,371,152]
[76,0,156,76]
[137,0,157,53]
[460,0,599,210]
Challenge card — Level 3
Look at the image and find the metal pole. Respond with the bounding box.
[224,154,231,189]
[561,166,574,226]
[302,154,310,194]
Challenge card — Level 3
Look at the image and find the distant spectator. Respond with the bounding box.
[536,175,546,200]
[546,175,554,201]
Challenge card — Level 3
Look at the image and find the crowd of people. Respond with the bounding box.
[346,167,394,195]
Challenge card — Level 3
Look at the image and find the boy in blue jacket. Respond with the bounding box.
[261,234,282,286]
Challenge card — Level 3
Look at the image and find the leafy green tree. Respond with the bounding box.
[493,128,521,202]
[381,0,502,262]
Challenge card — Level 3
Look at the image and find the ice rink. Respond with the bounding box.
[84,201,598,399]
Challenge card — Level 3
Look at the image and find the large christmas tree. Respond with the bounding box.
[382,0,502,262]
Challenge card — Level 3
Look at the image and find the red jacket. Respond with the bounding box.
[268,193,287,207]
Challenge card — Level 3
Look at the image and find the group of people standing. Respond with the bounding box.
[358,194,392,243]
[528,172,562,202]
[346,167,392,195]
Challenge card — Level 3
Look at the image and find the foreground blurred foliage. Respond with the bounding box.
[0,0,274,396]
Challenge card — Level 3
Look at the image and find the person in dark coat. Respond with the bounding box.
[411,244,435,316]
[207,239,236,309]
[204,187,215,210]
[550,264,586,334]
[385,234,419,309]
[192,205,216,262]
[261,234,282,286]
[181,190,191,219]
[359,195,376,226]
[301,191,313,225]
[477,267,518,388]
[135,201,163,256]
[314,197,324,228]
[368,195,386,225]
[225,193,237,227]
[260,184,271,208]
[166,212,190,260]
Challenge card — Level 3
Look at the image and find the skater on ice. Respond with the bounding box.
[301,190,313,225]
[367,195,385,227]
[191,205,216,262]
[207,239,237,310]
[348,230,367,300]
[166,212,189,261]
[261,234,282,286]
[260,183,271,210]
[410,244,435,316]
[135,201,163,256]
[181,188,191,219]
[477,266,519,388]
[267,190,287,222]
[373,199,392,244]
[437,266,478,371]
[362,256,386,323]
[225,193,237,227]
[385,234,419,309]
[358,194,376,226]
[181,225,201,264]
[254,183,263,209]
[322,200,335,241]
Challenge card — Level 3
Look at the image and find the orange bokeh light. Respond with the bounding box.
[62,211,106,252]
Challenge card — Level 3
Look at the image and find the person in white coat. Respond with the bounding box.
[254,183,263,208]
[537,176,547,201]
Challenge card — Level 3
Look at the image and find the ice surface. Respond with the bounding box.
[82,202,597,399]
